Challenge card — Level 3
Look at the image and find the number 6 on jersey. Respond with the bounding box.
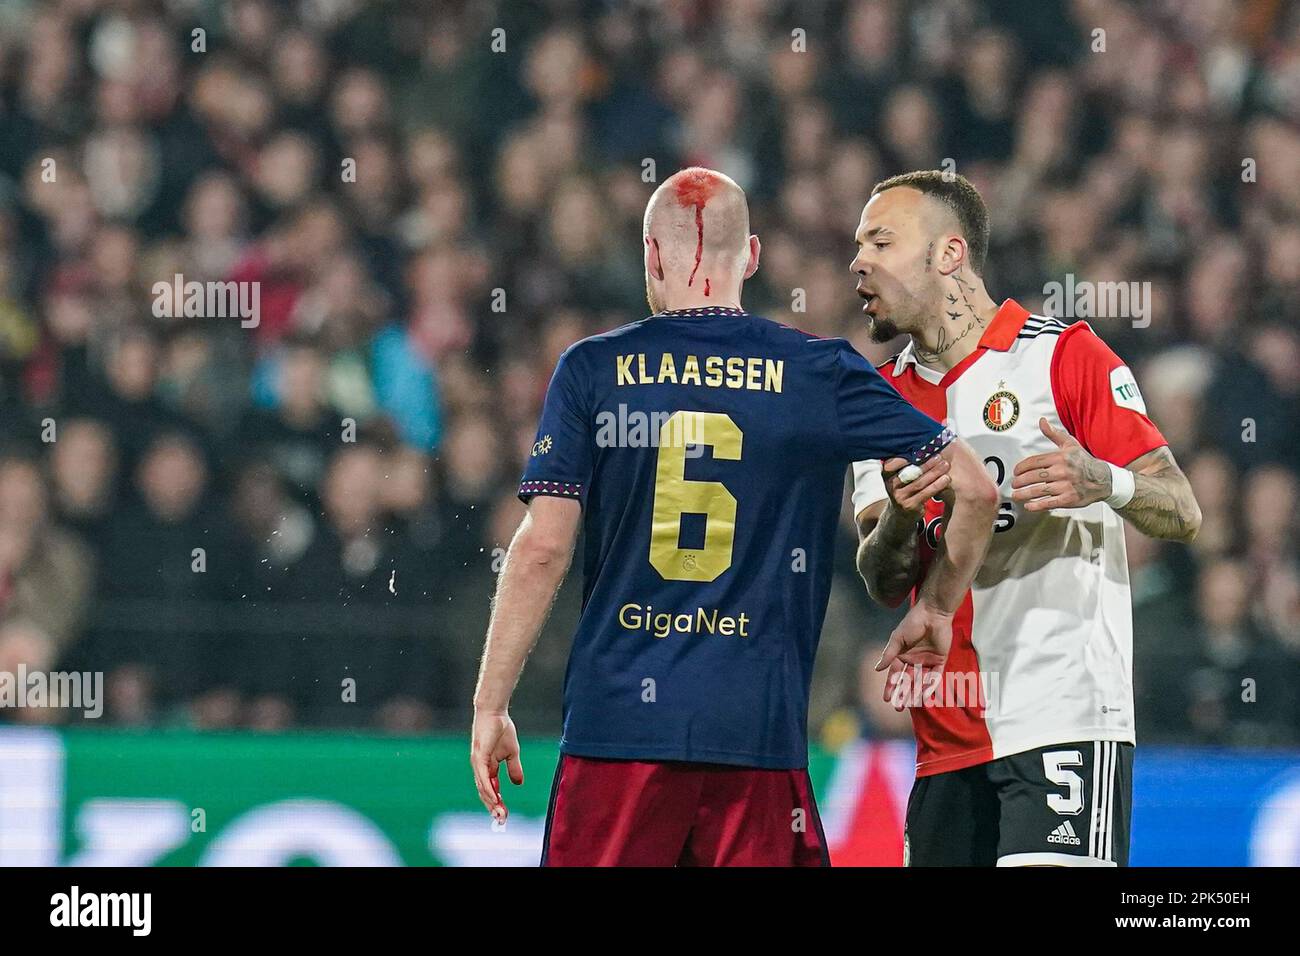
[649,411,743,582]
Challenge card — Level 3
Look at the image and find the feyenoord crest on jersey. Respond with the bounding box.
[982,387,1020,431]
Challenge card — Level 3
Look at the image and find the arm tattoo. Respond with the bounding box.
[1117,446,1202,543]
[857,503,923,606]
[1074,448,1111,499]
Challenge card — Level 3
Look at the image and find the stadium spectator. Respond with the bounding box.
[0,0,1295,742]
[48,416,117,552]
[0,452,94,696]
[88,431,228,721]
[1172,558,1300,747]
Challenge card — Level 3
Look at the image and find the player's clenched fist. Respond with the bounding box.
[881,454,950,517]
[470,710,525,822]
[1010,418,1112,511]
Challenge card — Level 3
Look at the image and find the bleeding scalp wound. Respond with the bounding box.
[672,170,721,289]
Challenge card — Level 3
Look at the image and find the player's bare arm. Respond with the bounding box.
[857,438,994,608]
[1010,418,1202,543]
[470,496,581,820]
[855,454,948,608]
[875,438,998,694]
[1117,446,1203,541]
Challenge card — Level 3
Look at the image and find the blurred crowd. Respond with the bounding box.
[0,0,1298,746]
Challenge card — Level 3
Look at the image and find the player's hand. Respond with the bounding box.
[875,600,954,711]
[881,455,950,518]
[470,709,524,822]
[1010,418,1111,512]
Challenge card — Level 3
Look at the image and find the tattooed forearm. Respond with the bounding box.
[857,504,924,607]
[1117,447,1202,543]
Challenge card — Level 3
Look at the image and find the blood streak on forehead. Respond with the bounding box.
[671,170,721,288]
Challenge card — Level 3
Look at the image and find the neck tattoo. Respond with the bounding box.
[914,267,987,364]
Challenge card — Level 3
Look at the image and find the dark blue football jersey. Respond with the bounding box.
[518,306,952,768]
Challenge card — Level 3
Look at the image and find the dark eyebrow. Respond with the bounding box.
[858,225,893,243]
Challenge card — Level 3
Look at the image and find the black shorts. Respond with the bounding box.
[905,740,1133,867]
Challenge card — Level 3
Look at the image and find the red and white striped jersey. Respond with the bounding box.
[852,299,1167,777]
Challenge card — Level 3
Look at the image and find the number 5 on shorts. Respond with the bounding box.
[1042,749,1085,816]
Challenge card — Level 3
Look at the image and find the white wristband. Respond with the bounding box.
[1105,462,1135,509]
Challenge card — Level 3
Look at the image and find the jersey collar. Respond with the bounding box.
[654,306,748,318]
[891,298,1030,377]
[978,298,1032,351]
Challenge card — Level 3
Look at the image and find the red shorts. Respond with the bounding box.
[541,754,830,867]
